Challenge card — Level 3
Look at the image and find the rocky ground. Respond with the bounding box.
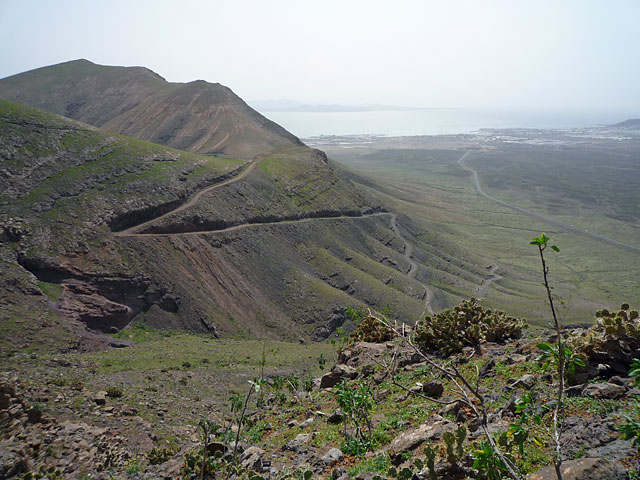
[1,314,638,479]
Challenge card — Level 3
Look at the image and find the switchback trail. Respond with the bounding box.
[117,211,392,237]
[457,150,640,252]
[390,214,435,316]
[476,264,503,298]
[114,161,257,237]
[114,158,437,316]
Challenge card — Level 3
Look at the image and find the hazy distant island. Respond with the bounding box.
[613,118,640,128]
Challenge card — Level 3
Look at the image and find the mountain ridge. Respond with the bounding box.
[1,99,439,352]
[0,59,304,158]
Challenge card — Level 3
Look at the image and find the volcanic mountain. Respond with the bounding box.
[0,59,302,159]
[0,92,445,352]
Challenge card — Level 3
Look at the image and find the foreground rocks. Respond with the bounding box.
[320,364,359,388]
[2,329,638,479]
[387,414,455,465]
[527,457,627,480]
[0,375,131,478]
[582,382,626,399]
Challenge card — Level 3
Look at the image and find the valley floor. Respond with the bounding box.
[316,127,640,324]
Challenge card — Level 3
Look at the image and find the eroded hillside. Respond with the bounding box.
[0,59,303,159]
[0,100,462,352]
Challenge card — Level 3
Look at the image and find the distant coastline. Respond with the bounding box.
[259,108,640,138]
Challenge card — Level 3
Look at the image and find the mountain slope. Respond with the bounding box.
[0,59,303,158]
[2,100,451,352]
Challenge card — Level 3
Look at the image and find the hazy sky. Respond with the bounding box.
[1,0,639,110]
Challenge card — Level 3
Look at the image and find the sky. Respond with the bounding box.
[1,0,640,110]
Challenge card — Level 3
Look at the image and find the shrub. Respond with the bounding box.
[413,298,526,355]
[594,304,640,338]
[351,314,395,343]
[106,386,124,398]
[147,445,178,465]
[570,303,640,368]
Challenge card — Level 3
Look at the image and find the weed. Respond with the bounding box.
[530,232,564,480]
[334,380,374,456]
[473,441,515,480]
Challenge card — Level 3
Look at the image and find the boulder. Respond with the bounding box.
[239,446,265,472]
[586,439,635,462]
[397,351,424,368]
[320,365,358,388]
[561,416,621,458]
[608,375,632,387]
[421,380,444,398]
[93,391,107,405]
[332,467,348,480]
[338,342,389,367]
[322,447,344,466]
[565,384,585,397]
[328,409,345,424]
[388,415,454,465]
[282,433,313,453]
[0,449,26,478]
[299,417,314,428]
[582,382,625,399]
[509,374,537,390]
[526,457,626,480]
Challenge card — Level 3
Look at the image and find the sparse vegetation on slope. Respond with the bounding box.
[0,59,303,158]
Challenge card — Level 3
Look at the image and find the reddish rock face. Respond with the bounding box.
[58,279,132,332]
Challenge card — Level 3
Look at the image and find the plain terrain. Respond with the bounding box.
[316,128,640,325]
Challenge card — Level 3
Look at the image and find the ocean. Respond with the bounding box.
[261,108,638,138]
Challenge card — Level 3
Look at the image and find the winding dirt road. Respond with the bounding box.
[117,211,392,237]
[114,161,257,237]
[457,150,640,252]
[113,159,437,317]
[476,264,503,298]
[390,214,435,316]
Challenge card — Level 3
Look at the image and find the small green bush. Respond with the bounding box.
[413,297,526,355]
[106,386,124,398]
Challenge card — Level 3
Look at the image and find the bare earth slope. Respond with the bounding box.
[0,59,303,158]
[0,100,443,352]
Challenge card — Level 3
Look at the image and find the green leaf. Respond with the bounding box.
[537,342,554,353]
[550,245,560,252]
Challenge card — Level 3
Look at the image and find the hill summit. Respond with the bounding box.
[0,59,303,158]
